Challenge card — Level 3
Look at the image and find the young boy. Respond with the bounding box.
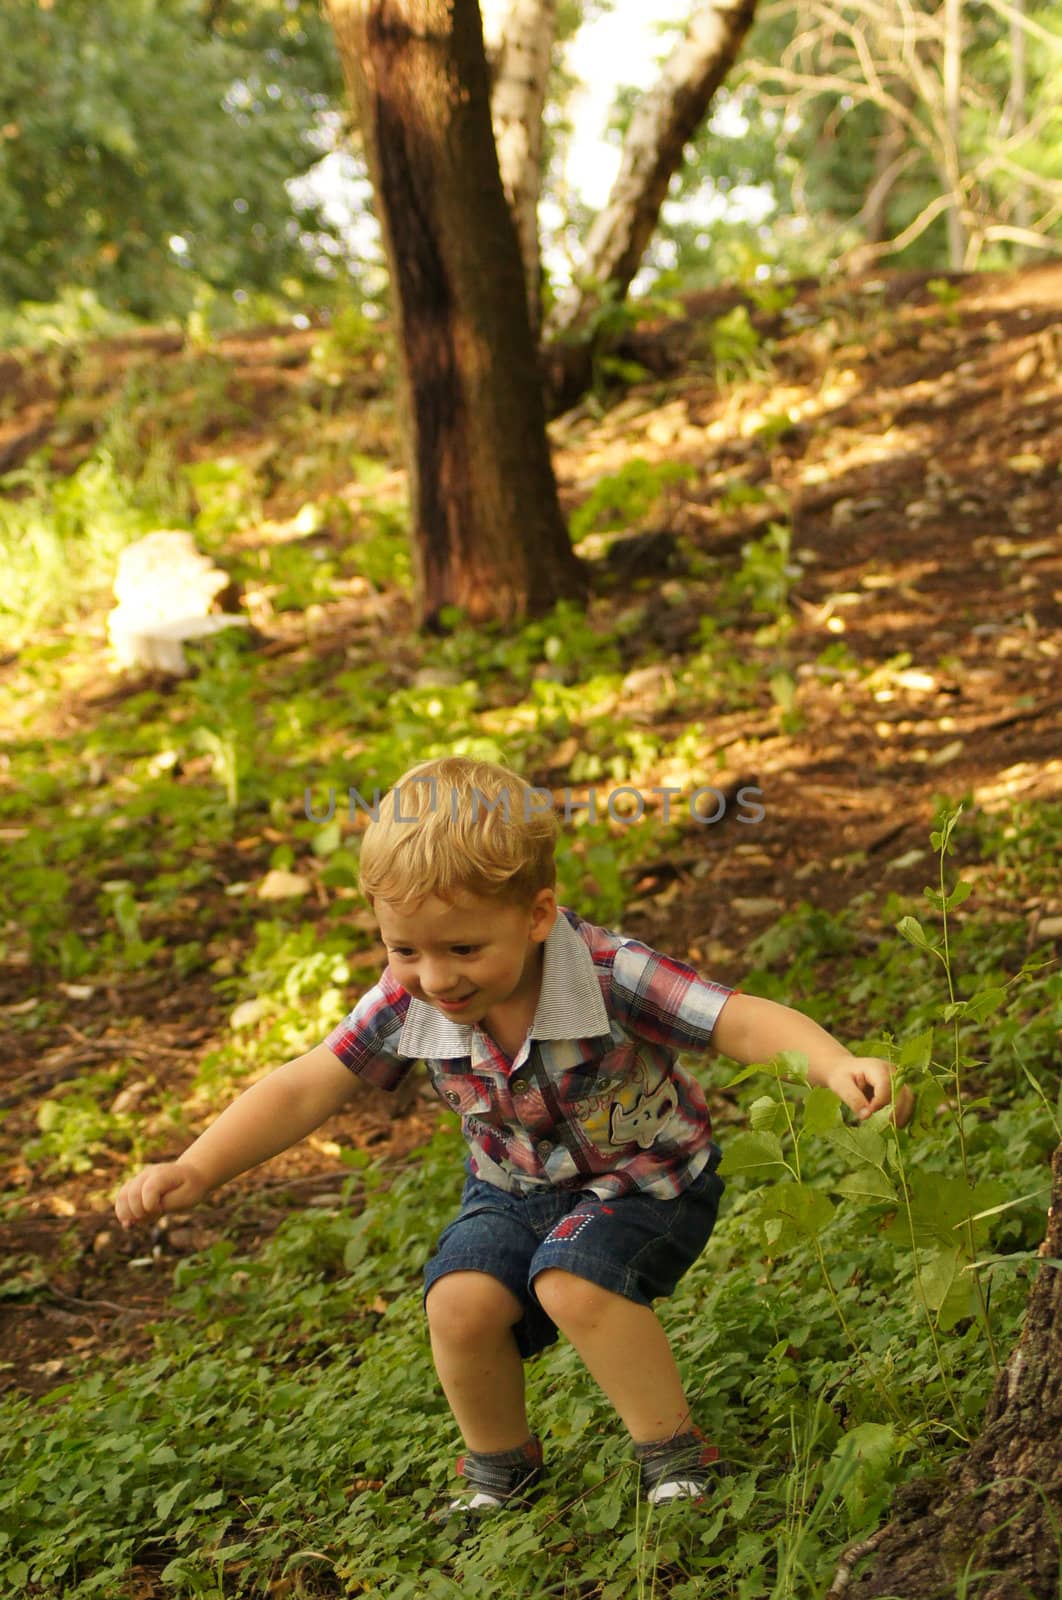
[115,756,912,1517]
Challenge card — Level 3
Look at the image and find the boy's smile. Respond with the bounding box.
[375,889,557,1036]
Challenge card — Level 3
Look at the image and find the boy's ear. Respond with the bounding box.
[529,888,557,941]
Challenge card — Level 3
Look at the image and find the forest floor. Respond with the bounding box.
[0,261,1059,1413]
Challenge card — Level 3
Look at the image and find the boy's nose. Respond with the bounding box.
[422,965,457,997]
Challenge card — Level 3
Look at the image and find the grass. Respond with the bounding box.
[0,317,1059,1598]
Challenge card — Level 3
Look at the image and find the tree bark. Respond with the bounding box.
[545,0,758,341]
[859,91,917,246]
[842,1139,1062,1600]
[324,0,585,627]
[943,0,967,269]
[482,0,557,341]
[1006,0,1032,246]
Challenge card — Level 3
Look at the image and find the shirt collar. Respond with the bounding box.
[396,908,610,1059]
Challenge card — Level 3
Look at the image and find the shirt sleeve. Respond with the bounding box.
[608,937,734,1053]
[323,971,416,1091]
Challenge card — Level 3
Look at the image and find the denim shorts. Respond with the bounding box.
[421,1148,725,1359]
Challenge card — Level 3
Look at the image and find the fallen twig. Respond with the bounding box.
[0,1058,98,1110]
[61,1023,202,1058]
[827,1525,892,1597]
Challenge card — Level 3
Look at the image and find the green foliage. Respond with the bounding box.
[644,3,1062,283]
[1,283,1059,1595]
[926,276,964,325]
[309,305,388,387]
[0,453,159,647]
[4,754,1058,1595]
[707,304,770,386]
[726,521,802,626]
[570,457,697,545]
[26,1070,140,1177]
[345,502,414,595]
[0,0,345,319]
[423,598,622,687]
[183,633,270,818]
[0,287,142,352]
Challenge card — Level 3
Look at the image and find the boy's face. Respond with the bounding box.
[375,887,556,1024]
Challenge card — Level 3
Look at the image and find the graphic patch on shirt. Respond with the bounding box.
[608,1068,679,1150]
[570,1052,680,1151]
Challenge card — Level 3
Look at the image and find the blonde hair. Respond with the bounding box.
[358,756,558,908]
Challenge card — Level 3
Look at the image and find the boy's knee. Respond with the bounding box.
[533,1268,618,1330]
[425,1271,523,1342]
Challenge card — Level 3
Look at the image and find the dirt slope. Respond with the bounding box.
[0,263,1059,1398]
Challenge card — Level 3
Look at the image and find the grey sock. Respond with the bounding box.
[468,1438,541,1469]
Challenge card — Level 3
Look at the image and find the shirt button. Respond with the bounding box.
[511,1077,529,1095]
[536,1140,552,1160]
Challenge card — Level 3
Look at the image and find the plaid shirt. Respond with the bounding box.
[323,908,734,1200]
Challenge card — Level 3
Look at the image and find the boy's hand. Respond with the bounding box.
[114,1161,209,1229]
[822,1057,915,1128]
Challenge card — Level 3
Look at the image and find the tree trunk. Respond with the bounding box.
[1006,0,1032,246]
[324,0,585,627]
[841,1139,1062,1600]
[545,0,758,342]
[860,93,916,246]
[943,0,966,269]
[482,0,557,341]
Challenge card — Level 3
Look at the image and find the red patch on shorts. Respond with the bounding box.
[547,1211,597,1243]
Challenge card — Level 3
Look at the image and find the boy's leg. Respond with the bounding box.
[425,1270,532,1452]
[528,1163,725,1450]
[532,1269,694,1442]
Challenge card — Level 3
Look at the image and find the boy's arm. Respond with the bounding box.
[712,993,914,1125]
[115,1043,358,1226]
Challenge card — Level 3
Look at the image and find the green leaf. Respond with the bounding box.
[774,1049,811,1084]
[920,1247,962,1310]
[726,1472,757,1522]
[757,1180,836,1248]
[888,1174,1009,1251]
[312,819,342,857]
[946,878,974,910]
[722,1061,764,1089]
[965,986,1007,1022]
[963,1187,1052,1227]
[342,1232,368,1271]
[930,806,963,856]
[920,1247,974,1330]
[155,1480,187,1521]
[965,1254,1062,1273]
[802,1086,842,1134]
[596,1481,624,1530]
[823,1123,887,1169]
[718,1131,788,1176]
[832,1169,898,1205]
[749,1094,789,1136]
[724,1050,809,1087]
[898,1029,934,1071]
[831,1423,897,1525]
[896,915,935,952]
[911,1079,946,1136]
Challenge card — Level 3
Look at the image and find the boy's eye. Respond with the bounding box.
[452,945,480,955]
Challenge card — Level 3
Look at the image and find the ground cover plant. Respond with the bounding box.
[0,263,1060,1598]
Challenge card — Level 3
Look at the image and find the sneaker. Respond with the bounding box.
[636,1427,722,1505]
[441,1436,544,1516]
